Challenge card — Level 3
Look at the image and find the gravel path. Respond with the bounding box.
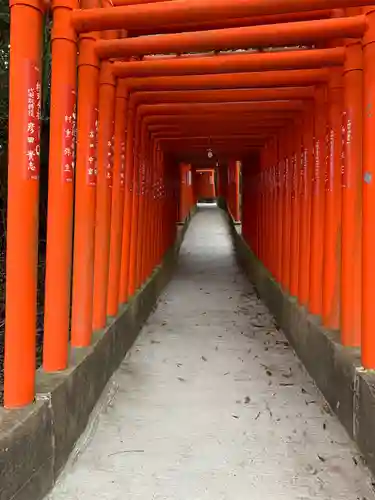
[47,205,375,500]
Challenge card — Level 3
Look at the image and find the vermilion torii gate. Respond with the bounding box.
[4,0,375,410]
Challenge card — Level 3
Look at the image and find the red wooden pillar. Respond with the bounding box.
[276,135,283,283]
[234,161,241,221]
[309,84,327,317]
[227,160,233,217]
[219,162,228,204]
[266,146,273,272]
[149,139,158,273]
[298,101,314,307]
[269,141,277,276]
[107,81,128,317]
[128,113,141,297]
[290,118,302,298]
[322,70,343,329]
[156,144,163,263]
[281,126,293,292]
[241,162,248,243]
[119,103,134,305]
[93,61,115,330]
[362,8,375,367]
[188,164,195,210]
[141,135,152,282]
[179,162,188,221]
[70,1,100,347]
[262,158,268,265]
[135,122,148,287]
[4,0,44,407]
[341,40,363,347]
[258,151,265,264]
[134,124,144,288]
[43,0,77,372]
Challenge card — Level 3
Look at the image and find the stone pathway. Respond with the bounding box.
[47,205,375,500]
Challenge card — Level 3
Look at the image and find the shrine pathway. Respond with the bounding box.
[47,205,375,500]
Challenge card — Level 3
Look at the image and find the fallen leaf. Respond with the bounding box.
[108,450,144,457]
[276,340,289,347]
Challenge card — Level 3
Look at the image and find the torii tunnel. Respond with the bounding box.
[4,0,375,498]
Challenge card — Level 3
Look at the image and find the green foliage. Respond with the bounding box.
[41,15,52,121]
[0,9,9,156]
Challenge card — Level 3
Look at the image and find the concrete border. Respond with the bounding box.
[0,213,194,500]
[228,217,375,478]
